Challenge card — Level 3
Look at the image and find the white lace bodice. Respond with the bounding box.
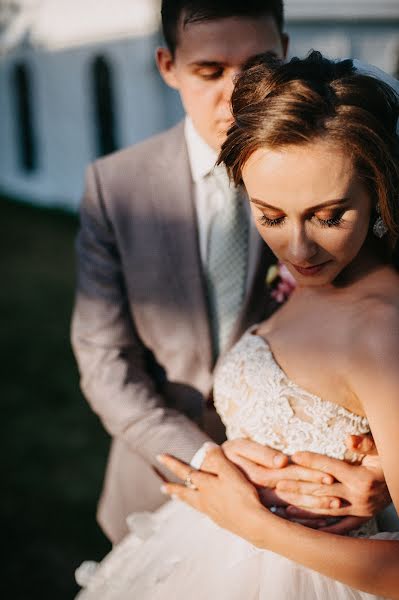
[214,330,370,461]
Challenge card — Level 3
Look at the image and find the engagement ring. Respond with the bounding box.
[183,470,198,490]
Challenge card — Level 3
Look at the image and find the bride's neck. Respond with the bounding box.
[334,235,391,288]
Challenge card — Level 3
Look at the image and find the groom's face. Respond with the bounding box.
[157,14,288,151]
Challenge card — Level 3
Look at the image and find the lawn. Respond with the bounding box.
[1,196,110,599]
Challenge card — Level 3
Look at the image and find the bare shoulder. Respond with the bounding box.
[346,270,399,498]
[349,268,399,376]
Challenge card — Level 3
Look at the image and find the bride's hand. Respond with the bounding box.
[221,438,334,489]
[157,447,267,541]
[275,436,391,530]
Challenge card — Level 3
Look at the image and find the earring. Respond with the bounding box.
[373,206,388,238]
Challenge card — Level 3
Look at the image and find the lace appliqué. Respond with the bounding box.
[214,331,378,538]
[215,332,370,459]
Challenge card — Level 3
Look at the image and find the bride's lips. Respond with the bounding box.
[291,261,331,276]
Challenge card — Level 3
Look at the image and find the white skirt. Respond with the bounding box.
[76,499,398,600]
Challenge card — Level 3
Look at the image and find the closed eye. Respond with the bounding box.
[196,68,224,80]
[257,211,346,229]
[315,213,345,228]
[258,214,285,227]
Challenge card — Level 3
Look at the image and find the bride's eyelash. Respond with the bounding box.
[258,213,345,228]
[316,214,344,228]
[258,215,285,227]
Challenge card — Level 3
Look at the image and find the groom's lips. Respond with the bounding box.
[291,261,331,276]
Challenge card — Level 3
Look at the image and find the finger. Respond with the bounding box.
[276,481,344,498]
[157,454,193,480]
[293,518,330,529]
[346,434,377,456]
[276,491,344,512]
[319,516,369,535]
[285,505,335,520]
[268,506,329,528]
[262,464,334,486]
[160,483,199,508]
[201,446,237,476]
[223,439,288,468]
[258,487,289,507]
[292,451,353,481]
[276,481,332,496]
[225,453,279,487]
[157,455,213,491]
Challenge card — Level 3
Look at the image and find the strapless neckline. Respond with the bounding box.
[247,328,366,422]
[214,328,370,460]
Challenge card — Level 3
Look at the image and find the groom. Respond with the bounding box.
[71,0,391,544]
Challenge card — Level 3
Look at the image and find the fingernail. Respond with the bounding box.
[273,455,285,467]
[160,485,168,494]
[156,454,166,463]
[322,476,332,484]
[330,499,340,508]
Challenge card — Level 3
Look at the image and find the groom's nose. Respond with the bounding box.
[218,69,241,124]
[222,75,235,103]
[221,67,241,103]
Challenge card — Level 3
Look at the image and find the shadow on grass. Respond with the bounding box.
[0,197,110,599]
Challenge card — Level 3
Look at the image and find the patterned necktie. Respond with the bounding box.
[205,168,249,359]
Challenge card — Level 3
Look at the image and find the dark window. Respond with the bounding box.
[12,62,37,172]
[92,55,118,156]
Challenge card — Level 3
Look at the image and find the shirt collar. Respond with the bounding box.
[184,117,219,183]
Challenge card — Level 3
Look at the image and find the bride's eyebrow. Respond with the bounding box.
[249,197,350,212]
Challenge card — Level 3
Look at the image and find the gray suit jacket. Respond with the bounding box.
[71,122,276,543]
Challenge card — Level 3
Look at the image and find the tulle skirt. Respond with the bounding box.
[76,499,398,600]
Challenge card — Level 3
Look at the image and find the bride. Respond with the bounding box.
[76,52,399,599]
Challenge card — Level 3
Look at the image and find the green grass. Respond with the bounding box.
[0,197,110,599]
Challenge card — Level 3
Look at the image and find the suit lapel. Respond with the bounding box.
[150,124,213,370]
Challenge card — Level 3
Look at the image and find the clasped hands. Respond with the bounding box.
[159,436,391,535]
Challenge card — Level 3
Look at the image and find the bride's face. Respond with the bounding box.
[242,139,373,287]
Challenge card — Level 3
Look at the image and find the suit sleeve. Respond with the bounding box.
[71,164,210,466]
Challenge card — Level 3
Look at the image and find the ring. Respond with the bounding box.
[183,469,198,490]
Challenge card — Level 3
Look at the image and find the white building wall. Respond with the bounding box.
[0,13,397,211]
[285,0,399,20]
[287,23,399,74]
[0,33,177,210]
[110,35,163,148]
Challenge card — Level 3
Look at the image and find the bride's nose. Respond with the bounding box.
[286,224,318,265]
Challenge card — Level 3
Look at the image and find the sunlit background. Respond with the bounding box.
[0,1,398,598]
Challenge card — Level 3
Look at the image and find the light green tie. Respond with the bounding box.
[205,168,249,358]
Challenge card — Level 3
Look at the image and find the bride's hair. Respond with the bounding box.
[219,51,399,253]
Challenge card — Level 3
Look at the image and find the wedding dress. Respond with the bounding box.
[76,330,398,599]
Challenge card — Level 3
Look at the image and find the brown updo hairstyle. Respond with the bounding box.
[219,51,399,254]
